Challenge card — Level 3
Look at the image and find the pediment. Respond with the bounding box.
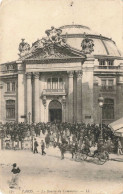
[19,44,85,61]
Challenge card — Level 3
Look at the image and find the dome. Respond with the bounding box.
[59,25,121,57]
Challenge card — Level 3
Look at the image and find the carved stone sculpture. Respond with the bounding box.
[19,39,30,54]
[43,26,66,46]
[81,38,94,54]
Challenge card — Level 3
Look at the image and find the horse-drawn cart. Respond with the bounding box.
[75,147,109,165]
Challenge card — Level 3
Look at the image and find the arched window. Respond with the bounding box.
[6,100,15,119]
[102,98,114,120]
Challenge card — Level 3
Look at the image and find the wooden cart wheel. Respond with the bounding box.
[97,153,108,165]
[75,152,82,162]
[81,153,87,160]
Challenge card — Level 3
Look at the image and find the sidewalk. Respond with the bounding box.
[109,153,123,162]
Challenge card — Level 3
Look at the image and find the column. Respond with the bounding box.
[26,72,32,123]
[116,73,123,119]
[67,71,74,123]
[17,62,25,122]
[73,73,77,123]
[76,70,82,122]
[33,72,40,123]
[62,96,66,122]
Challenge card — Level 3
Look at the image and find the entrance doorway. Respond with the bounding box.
[49,100,62,122]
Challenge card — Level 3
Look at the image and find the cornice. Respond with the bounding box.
[94,55,123,60]
[61,33,115,43]
[23,57,85,64]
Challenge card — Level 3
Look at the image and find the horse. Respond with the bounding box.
[56,142,77,160]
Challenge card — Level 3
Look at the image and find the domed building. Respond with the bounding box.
[0,24,123,124]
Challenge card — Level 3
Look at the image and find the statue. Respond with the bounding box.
[18,26,67,58]
[81,37,94,54]
[32,39,43,49]
[44,26,66,46]
[19,39,30,53]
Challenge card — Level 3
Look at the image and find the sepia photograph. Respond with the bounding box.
[0,0,123,193]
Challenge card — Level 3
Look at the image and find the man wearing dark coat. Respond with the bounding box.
[33,138,38,153]
[41,140,46,155]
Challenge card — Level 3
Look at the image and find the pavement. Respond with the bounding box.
[0,148,123,194]
[109,154,123,162]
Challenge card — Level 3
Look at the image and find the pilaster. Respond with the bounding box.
[76,70,82,122]
[17,62,25,122]
[33,72,40,123]
[116,74,123,119]
[82,56,94,123]
[26,72,32,123]
[67,71,74,123]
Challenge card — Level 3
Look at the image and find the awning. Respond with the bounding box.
[108,117,123,131]
[109,118,123,137]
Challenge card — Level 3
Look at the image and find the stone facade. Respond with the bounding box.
[0,25,123,124]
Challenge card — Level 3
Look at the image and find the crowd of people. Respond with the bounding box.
[0,121,121,154]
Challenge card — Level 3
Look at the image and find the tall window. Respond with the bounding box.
[12,82,16,92]
[108,80,114,90]
[52,78,58,89]
[7,82,10,92]
[6,100,15,119]
[101,79,114,91]
[107,60,113,66]
[59,78,63,89]
[6,81,16,92]
[47,78,51,89]
[99,60,105,66]
[101,80,106,90]
[102,98,114,120]
[47,77,64,90]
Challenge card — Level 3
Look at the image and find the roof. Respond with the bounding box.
[60,25,121,57]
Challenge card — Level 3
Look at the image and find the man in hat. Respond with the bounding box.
[9,163,21,189]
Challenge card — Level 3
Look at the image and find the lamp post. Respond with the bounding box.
[28,112,31,124]
[98,96,104,143]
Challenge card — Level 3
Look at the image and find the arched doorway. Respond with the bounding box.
[49,100,62,122]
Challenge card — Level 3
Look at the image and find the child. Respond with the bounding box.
[9,163,21,189]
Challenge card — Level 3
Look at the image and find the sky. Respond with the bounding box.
[0,0,123,63]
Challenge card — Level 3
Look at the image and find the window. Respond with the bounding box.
[6,100,15,119]
[7,83,10,92]
[47,77,64,90]
[12,82,16,92]
[47,78,51,89]
[108,80,114,90]
[101,79,114,91]
[101,80,106,90]
[6,81,16,92]
[102,99,114,120]
[52,78,58,90]
[99,60,105,66]
[6,64,17,71]
[59,78,63,89]
[107,60,113,66]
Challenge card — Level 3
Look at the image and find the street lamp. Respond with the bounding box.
[98,96,104,143]
[28,112,31,124]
